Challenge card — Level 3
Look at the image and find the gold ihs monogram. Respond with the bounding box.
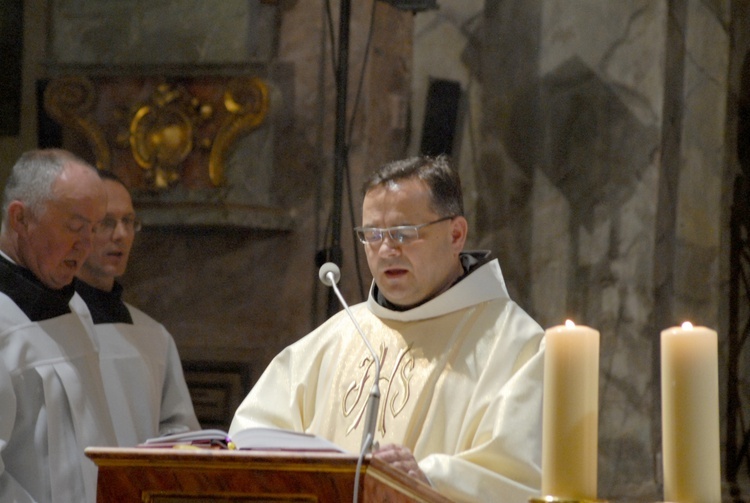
[342,343,414,436]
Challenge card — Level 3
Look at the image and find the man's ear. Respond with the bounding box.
[7,201,28,235]
[450,215,468,251]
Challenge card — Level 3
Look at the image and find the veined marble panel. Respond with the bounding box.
[50,0,277,64]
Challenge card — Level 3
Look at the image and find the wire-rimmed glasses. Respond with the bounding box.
[354,216,455,245]
[94,215,142,236]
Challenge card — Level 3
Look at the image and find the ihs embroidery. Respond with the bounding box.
[342,343,414,435]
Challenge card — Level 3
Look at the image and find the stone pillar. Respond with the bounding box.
[480,0,730,499]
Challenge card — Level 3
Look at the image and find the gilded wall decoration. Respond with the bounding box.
[210,77,269,187]
[128,83,205,189]
[42,70,288,229]
[44,75,269,191]
[43,76,112,170]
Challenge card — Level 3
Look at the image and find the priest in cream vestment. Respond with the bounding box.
[231,156,545,503]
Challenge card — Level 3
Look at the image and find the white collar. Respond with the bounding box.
[366,258,510,322]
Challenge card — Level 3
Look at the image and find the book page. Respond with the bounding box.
[140,427,348,453]
[232,427,348,453]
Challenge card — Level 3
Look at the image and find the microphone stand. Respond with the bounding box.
[325,269,381,452]
[319,263,380,503]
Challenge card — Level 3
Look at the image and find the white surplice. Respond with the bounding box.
[231,258,545,503]
[0,293,117,503]
[70,295,200,447]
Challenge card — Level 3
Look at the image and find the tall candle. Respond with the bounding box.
[541,320,600,499]
[661,322,721,503]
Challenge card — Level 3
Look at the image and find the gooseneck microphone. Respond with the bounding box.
[318,262,381,453]
[318,261,341,287]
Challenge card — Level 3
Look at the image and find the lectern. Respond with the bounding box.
[86,447,454,502]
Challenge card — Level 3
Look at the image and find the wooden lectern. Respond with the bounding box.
[86,447,454,502]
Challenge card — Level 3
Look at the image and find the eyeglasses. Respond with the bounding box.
[354,216,455,245]
[95,215,142,236]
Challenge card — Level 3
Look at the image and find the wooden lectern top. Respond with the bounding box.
[86,447,454,503]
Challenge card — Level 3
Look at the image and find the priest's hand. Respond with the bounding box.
[373,443,430,485]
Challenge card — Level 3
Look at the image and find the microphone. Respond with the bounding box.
[318,262,381,453]
[318,261,341,287]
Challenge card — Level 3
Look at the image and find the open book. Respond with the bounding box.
[141,427,347,453]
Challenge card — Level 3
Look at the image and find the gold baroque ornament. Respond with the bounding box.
[43,76,111,170]
[209,77,270,186]
[129,83,203,190]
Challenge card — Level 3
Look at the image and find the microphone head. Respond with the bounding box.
[318,262,341,287]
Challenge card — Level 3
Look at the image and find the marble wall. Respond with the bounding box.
[415,0,737,500]
[5,0,748,500]
[50,0,277,64]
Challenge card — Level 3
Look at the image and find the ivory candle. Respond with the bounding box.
[541,320,600,499]
[661,322,721,503]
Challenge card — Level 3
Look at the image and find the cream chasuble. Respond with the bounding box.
[231,258,545,503]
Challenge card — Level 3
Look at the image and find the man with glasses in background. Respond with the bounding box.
[231,155,545,503]
[73,170,199,447]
